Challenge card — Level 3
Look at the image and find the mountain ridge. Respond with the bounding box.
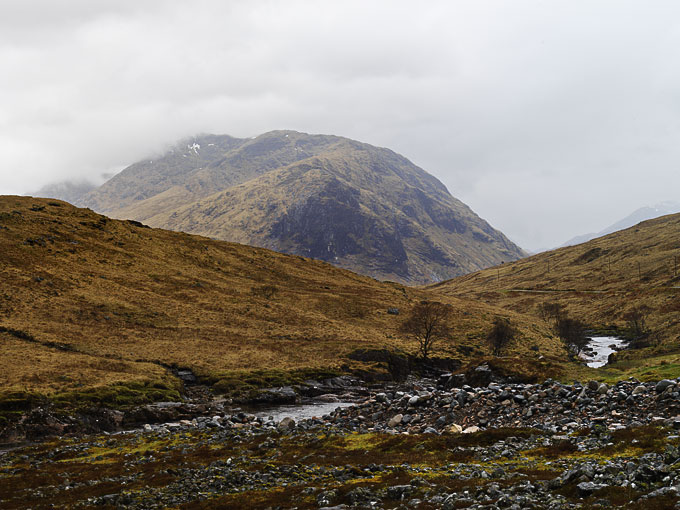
[561,201,680,248]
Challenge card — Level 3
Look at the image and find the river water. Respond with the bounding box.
[582,336,627,368]
[253,401,355,422]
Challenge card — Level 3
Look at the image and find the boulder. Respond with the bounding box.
[277,417,296,431]
[387,414,403,428]
[655,380,675,393]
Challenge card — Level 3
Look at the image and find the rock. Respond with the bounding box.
[632,385,647,395]
[641,486,678,499]
[387,308,400,315]
[408,396,420,407]
[513,394,526,404]
[176,369,197,384]
[462,426,480,434]
[250,386,298,405]
[375,392,389,403]
[448,424,463,434]
[386,485,413,500]
[577,482,607,497]
[388,414,403,428]
[466,363,493,387]
[317,490,338,507]
[587,380,600,391]
[597,383,609,394]
[655,380,675,393]
[277,417,296,431]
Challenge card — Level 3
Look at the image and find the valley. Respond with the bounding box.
[2,197,680,509]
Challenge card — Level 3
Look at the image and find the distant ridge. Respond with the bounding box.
[76,131,526,284]
[561,201,680,247]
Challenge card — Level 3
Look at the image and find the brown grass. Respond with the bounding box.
[0,196,556,400]
[430,213,680,366]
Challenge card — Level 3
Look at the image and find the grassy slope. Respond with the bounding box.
[0,196,556,404]
[429,213,680,376]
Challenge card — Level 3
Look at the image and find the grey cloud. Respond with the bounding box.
[1,0,679,251]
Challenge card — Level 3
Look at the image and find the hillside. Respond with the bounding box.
[75,131,525,284]
[430,213,680,358]
[0,196,553,407]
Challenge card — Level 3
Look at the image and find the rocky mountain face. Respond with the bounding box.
[77,131,525,284]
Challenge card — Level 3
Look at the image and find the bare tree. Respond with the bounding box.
[538,302,563,327]
[486,317,517,356]
[624,305,651,339]
[623,305,653,347]
[400,301,453,359]
[556,317,589,356]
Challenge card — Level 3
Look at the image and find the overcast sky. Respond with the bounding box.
[1,1,679,251]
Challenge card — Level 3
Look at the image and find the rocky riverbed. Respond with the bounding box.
[5,374,680,508]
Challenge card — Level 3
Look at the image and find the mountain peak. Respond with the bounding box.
[76,132,525,284]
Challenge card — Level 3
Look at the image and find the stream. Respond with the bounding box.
[253,401,356,422]
[581,336,628,368]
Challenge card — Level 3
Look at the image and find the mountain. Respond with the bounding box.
[76,131,525,284]
[0,196,550,407]
[561,201,680,247]
[430,212,680,356]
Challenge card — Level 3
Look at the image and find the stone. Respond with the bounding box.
[386,485,413,500]
[448,424,463,434]
[375,393,389,403]
[632,385,647,395]
[656,380,675,393]
[277,417,296,431]
[462,426,480,434]
[388,414,403,427]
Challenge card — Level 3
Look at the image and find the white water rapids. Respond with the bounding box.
[581,336,627,368]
